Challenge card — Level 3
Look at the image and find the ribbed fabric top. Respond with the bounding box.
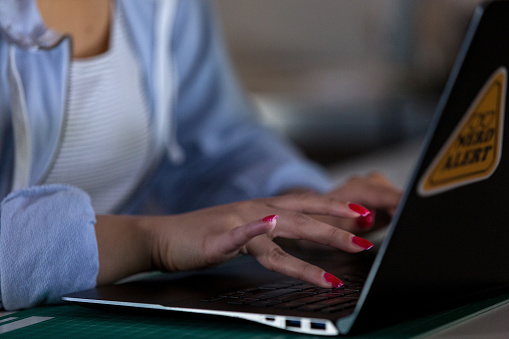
[43,7,155,214]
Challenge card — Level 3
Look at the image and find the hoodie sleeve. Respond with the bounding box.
[0,184,98,310]
[154,0,333,213]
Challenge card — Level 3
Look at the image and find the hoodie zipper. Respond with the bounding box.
[7,45,32,190]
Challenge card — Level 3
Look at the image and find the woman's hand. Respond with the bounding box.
[291,172,402,234]
[326,172,402,232]
[330,172,402,216]
[95,194,376,289]
[94,173,400,289]
[151,196,375,288]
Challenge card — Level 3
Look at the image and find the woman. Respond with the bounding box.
[0,0,401,310]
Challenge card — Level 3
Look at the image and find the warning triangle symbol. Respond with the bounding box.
[418,67,507,196]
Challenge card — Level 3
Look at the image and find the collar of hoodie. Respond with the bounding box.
[0,0,65,51]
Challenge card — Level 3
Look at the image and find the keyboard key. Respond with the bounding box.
[219,291,249,298]
[200,296,226,302]
[226,298,259,305]
[258,282,297,289]
[293,296,329,304]
[277,292,317,302]
[315,291,348,298]
[249,288,295,300]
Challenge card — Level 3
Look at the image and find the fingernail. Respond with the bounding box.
[323,272,344,288]
[356,210,375,228]
[262,215,279,222]
[348,203,370,217]
[352,236,374,250]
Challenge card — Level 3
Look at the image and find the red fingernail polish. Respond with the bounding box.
[262,215,279,222]
[352,236,374,250]
[356,210,375,228]
[324,272,344,288]
[348,203,370,217]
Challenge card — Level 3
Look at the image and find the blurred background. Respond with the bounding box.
[213,0,484,168]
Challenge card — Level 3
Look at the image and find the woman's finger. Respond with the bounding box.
[367,171,399,188]
[205,215,278,264]
[311,213,374,233]
[248,237,345,288]
[266,193,370,219]
[271,213,374,253]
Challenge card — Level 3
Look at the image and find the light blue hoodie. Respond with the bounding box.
[0,0,333,310]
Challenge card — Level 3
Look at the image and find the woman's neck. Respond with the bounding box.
[36,0,111,58]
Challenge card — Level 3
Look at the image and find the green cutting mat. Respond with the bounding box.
[1,292,509,338]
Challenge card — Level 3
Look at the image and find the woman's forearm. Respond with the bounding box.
[94,215,153,285]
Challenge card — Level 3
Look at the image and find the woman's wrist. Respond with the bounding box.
[95,214,154,285]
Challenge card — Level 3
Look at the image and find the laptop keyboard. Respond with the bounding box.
[201,274,366,315]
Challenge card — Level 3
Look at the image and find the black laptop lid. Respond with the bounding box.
[343,0,509,333]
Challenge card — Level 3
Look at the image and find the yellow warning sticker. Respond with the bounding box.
[418,67,506,196]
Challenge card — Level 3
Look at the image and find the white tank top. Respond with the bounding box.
[43,6,155,214]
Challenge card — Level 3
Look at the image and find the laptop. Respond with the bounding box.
[63,1,509,335]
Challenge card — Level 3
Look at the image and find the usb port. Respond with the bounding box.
[285,319,301,328]
[311,322,326,330]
